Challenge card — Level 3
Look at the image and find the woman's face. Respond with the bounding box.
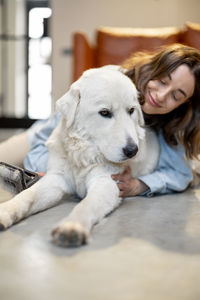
[142,64,195,115]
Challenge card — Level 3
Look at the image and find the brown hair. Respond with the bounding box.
[122,44,200,160]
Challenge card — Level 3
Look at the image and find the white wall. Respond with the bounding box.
[50,0,200,106]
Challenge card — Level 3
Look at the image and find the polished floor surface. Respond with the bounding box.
[0,187,200,300]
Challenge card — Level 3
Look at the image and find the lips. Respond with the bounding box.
[147,92,161,107]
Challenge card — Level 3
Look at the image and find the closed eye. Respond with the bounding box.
[172,92,178,101]
[99,109,113,118]
[159,79,166,85]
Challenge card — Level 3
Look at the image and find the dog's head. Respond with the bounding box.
[56,65,145,163]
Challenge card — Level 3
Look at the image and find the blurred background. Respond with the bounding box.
[0,0,199,136]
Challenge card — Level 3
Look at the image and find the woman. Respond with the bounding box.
[4,43,200,197]
[112,43,200,197]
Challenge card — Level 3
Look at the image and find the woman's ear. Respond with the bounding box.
[56,85,80,128]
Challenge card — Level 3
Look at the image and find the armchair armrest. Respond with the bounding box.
[73,32,96,81]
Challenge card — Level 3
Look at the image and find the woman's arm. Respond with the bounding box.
[0,131,30,167]
[24,113,61,172]
[112,131,193,197]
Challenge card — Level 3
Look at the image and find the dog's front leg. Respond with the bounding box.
[52,178,121,247]
[0,173,68,230]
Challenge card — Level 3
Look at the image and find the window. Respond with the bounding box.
[0,0,52,128]
[27,2,52,119]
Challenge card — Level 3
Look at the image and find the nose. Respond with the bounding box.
[157,88,168,103]
[123,143,138,158]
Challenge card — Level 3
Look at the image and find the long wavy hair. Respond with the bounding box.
[122,44,200,160]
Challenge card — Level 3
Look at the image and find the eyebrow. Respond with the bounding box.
[168,74,187,98]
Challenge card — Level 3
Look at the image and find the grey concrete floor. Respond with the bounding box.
[0,187,200,300]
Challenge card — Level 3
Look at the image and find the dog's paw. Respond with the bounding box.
[51,222,89,247]
[0,223,6,231]
[0,209,13,230]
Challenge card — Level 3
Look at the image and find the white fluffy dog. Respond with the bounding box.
[0,66,159,247]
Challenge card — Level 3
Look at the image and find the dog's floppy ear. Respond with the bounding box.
[56,84,80,128]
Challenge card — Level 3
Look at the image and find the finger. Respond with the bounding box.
[111,173,122,179]
[36,172,45,177]
[112,174,125,182]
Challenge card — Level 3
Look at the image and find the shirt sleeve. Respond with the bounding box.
[138,130,193,197]
[24,113,61,172]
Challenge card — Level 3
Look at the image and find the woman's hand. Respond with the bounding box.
[36,172,45,177]
[111,167,149,197]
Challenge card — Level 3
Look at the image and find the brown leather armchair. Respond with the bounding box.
[72,22,200,82]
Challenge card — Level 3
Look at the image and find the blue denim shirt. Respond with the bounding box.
[138,131,193,196]
[24,113,193,196]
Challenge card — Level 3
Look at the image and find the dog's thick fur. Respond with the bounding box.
[0,66,159,247]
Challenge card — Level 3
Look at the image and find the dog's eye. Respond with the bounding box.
[129,107,135,115]
[99,109,113,118]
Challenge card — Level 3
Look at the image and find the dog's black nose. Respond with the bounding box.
[123,144,138,158]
